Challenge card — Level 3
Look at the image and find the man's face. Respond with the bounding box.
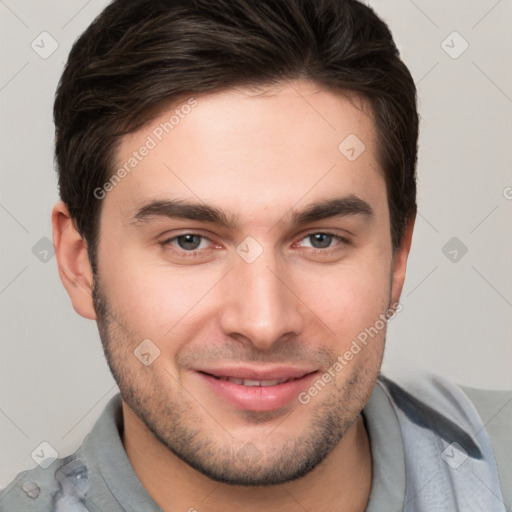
[92,80,402,485]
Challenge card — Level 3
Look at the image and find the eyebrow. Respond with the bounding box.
[131,194,373,229]
[132,200,238,228]
[290,195,373,225]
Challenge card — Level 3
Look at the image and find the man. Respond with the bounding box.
[1,0,510,510]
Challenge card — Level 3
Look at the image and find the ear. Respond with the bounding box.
[390,211,416,306]
[52,201,97,320]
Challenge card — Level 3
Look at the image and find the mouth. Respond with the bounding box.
[194,367,319,412]
[209,375,300,387]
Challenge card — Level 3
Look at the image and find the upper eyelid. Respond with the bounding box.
[163,231,215,243]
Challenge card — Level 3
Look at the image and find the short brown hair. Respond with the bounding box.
[54,0,418,267]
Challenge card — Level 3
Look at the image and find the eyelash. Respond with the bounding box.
[161,232,351,257]
[298,235,352,258]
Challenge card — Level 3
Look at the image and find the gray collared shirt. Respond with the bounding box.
[1,376,510,511]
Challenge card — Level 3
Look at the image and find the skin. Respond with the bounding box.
[53,79,415,512]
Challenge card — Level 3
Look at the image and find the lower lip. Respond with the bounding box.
[196,371,318,411]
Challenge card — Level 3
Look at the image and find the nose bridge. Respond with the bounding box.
[219,246,304,348]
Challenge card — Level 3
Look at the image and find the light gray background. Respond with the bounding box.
[1,0,511,488]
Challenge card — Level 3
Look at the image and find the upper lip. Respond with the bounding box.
[195,366,317,381]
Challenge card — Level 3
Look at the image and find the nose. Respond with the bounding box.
[218,251,305,350]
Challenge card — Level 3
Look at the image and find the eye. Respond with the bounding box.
[167,234,211,251]
[159,231,223,264]
[298,233,343,250]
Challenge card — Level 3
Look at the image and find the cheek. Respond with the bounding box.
[294,260,392,342]
[98,220,393,354]
[99,248,224,341]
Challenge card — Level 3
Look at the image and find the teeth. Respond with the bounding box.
[223,377,291,386]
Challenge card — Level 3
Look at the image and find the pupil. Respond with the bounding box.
[178,234,201,250]
[311,233,332,249]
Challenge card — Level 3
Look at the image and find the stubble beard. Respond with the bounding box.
[92,277,384,486]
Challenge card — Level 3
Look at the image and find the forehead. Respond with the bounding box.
[106,80,385,226]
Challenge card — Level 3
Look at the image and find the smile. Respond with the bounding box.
[194,367,318,411]
[212,376,298,386]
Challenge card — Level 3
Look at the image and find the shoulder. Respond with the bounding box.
[378,372,512,429]
[378,373,512,510]
[459,384,512,510]
[0,450,84,511]
[0,394,123,512]
[459,384,512,429]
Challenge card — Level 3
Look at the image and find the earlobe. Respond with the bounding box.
[390,211,416,305]
[52,201,97,320]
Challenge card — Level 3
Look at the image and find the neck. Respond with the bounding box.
[122,404,372,512]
